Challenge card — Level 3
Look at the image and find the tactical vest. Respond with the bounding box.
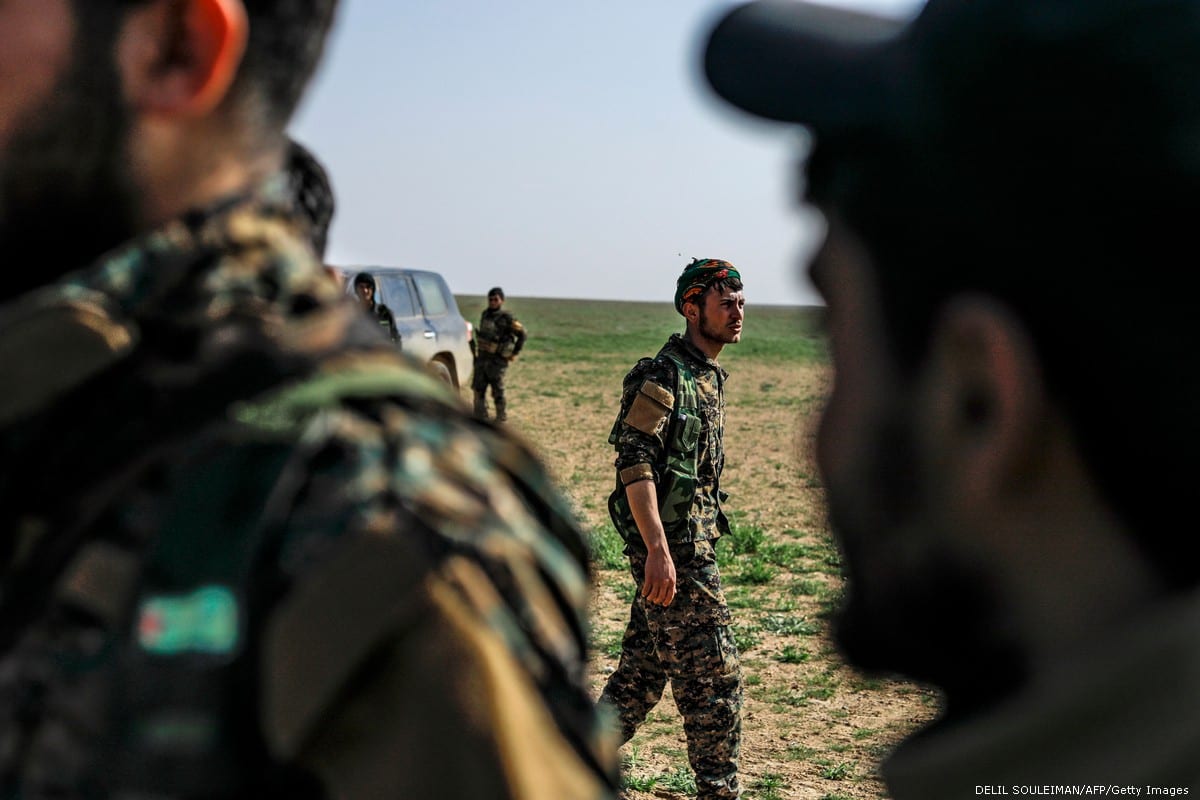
[0,349,454,797]
[0,345,605,796]
[477,310,518,358]
[607,351,703,547]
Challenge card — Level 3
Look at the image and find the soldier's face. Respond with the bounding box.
[488,294,503,309]
[0,0,137,300]
[355,283,375,306]
[696,286,744,346]
[811,216,1008,696]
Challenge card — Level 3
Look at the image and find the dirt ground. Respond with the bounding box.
[488,353,940,800]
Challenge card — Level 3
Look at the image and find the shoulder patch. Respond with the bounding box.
[623,379,673,437]
[638,380,673,408]
[138,585,240,656]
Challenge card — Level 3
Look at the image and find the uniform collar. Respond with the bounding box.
[668,332,729,379]
[0,175,333,427]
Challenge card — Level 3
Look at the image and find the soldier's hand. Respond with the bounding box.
[642,548,677,606]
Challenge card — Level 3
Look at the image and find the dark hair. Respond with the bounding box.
[709,275,743,298]
[232,0,341,128]
[806,138,1200,589]
[95,0,340,130]
[286,138,334,257]
[353,272,375,289]
[488,287,505,300]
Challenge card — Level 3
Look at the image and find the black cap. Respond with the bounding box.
[704,0,1200,182]
[704,0,909,133]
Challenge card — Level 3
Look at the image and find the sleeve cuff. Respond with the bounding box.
[619,464,655,485]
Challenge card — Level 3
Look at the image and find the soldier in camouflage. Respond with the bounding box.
[352,271,401,346]
[599,259,746,800]
[472,286,527,422]
[0,1,615,798]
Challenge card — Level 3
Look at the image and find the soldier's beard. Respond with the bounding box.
[827,412,1025,716]
[697,305,740,346]
[0,30,138,303]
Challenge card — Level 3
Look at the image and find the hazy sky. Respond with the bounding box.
[290,0,924,307]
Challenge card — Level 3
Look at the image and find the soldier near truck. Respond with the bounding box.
[352,271,401,346]
[599,258,746,800]
[472,286,526,422]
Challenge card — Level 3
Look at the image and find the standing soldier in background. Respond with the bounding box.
[473,286,526,422]
[600,259,746,800]
[0,0,616,797]
[352,271,401,346]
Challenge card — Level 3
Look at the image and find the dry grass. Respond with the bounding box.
[456,295,940,799]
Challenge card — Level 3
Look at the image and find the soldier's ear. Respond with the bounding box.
[117,0,248,118]
[919,295,1048,507]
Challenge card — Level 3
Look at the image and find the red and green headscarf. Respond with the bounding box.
[674,258,740,315]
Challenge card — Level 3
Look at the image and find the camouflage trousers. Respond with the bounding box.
[599,538,743,800]
[472,356,509,421]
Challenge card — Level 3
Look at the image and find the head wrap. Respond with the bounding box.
[674,258,740,314]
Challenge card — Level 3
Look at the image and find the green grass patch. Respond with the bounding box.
[760,613,821,637]
[775,645,810,664]
[586,523,627,571]
[458,295,827,367]
[819,761,854,781]
[750,773,787,800]
[732,623,762,652]
[730,556,777,585]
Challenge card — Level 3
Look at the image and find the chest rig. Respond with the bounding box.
[607,351,703,546]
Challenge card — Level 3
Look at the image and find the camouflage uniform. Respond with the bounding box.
[0,175,617,799]
[599,333,743,800]
[473,306,526,422]
[369,300,400,346]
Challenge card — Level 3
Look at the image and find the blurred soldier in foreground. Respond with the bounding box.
[600,259,745,800]
[352,271,400,346]
[285,138,335,261]
[472,286,526,422]
[0,0,615,797]
[704,0,1200,795]
[285,137,344,288]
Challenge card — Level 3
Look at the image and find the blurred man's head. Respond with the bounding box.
[705,0,1200,708]
[0,0,339,300]
[286,137,336,259]
[487,287,505,310]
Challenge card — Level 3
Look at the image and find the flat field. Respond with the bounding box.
[457,295,939,800]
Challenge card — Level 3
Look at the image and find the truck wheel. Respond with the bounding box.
[429,359,454,387]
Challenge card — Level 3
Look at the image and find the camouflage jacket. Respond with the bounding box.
[0,176,616,799]
[610,334,730,545]
[476,307,526,358]
[369,301,400,345]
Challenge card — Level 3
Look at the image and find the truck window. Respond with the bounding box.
[414,274,449,316]
[377,275,418,317]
